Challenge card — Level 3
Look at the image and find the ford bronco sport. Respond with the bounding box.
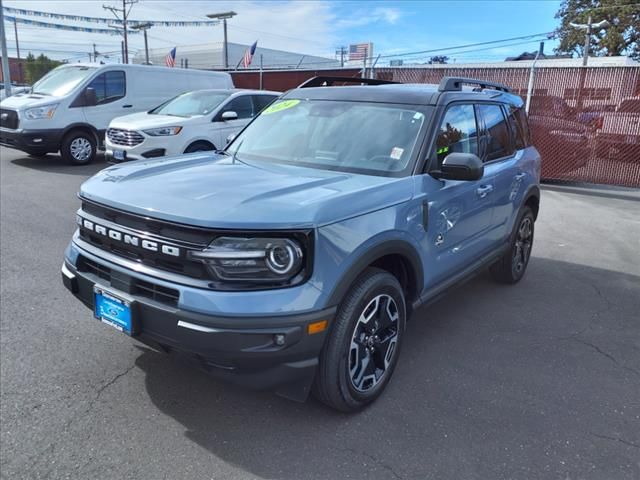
[62,76,541,412]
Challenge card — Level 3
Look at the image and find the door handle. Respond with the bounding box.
[476,185,494,198]
[122,104,133,108]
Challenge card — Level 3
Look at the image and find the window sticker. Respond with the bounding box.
[390,147,404,160]
[437,146,449,155]
[262,99,300,115]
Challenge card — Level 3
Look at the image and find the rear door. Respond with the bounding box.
[479,102,524,242]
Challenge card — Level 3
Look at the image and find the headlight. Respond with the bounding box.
[189,236,309,287]
[25,104,58,120]
[143,126,183,136]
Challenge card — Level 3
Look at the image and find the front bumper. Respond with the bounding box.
[0,127,62,153]
[61,258,335,400]
[105,135,168,162]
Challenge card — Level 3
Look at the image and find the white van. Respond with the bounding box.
[105,89,279,162]
[0,63,233,164]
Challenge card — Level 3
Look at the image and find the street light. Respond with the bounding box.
[206,11,237,69]
[570,17,609,66]
[132,22,153,64]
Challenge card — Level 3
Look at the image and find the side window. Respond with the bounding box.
[87,71,125,105]
[435,104,478,166]
[478,104,514,162]
[511,105,531,147]
[506,105,526,150]
[253,95,278,114]
[222,95,254,119]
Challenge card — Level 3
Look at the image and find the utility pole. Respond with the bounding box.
[93,43,99,62]
[335,46,346,67]
[132,22,152,64]
[206,11,236,69]
[569,16,609,67]
[1,0,12,96]
[103,0,138,64]
[13,18,20,59]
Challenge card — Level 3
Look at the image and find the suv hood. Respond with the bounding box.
[80,154,414,229]
[109,112,196,130]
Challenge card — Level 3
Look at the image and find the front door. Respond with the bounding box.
[416,103,497,288]
[212,95,255,148]
[81,71,128,144]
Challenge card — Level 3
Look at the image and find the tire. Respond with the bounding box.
[184,141,215,154]
[313,268,406,412]
[490,206,535,284]
[61,130,96,165]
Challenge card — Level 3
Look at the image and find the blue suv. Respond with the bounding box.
[62,76,541,412]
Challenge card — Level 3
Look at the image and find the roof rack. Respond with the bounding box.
[438,77,511,93]
[298,76,399,88]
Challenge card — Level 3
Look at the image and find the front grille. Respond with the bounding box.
[78,256,180,307]
[0,109,19,130]
[107,128,144,146]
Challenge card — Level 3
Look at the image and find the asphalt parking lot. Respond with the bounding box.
[1,147,639,480]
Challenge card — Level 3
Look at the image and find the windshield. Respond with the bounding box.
[150,91,231,117]
[227,99,427,176]
[31,66,97,97]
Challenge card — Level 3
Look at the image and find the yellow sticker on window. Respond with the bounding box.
[262,99,300,114]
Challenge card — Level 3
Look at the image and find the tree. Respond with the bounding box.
[554,0,640,60]
[24,53,63,84]
[428,55,449,64]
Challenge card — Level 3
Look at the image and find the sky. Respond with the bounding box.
[2,0,563,65]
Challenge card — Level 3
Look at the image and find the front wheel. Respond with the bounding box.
[313,268,406,412]
[61,131,96,165]
[490,206,535,284]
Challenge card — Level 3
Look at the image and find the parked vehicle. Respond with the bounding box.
[528,95,591,174]
[0,63,233,164]
[594,98,640,163]
[62,76,541,412]
[0,83,30,101]
[105,89,279,162]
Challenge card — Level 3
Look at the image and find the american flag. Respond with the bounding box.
[165,47,176,68]
[242,41,258,68]
[348,43,369,62]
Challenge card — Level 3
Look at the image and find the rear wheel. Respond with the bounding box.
[61,130,96,165]
[184,141,215,154]
[313,268,406,412]
[490,206,535,284]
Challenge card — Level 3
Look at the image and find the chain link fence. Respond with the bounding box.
[376,66,640,187]
[231,65,640,187]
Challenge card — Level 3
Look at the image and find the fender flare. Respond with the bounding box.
[61,123,101,146]
[326,239,424,308]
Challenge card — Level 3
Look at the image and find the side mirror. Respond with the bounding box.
[221,110,238,121]
[226,133,236,145]
[84,87,97,107]
[433,152,484,181]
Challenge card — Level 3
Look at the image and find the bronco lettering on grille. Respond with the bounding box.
[78,216,181,257]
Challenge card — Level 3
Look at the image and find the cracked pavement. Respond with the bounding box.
[1,147,639,480]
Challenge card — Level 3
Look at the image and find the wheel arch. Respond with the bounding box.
[184,139,216,153]
[523,185,540,220]
[326,239,424,314]
[61,123,101,147]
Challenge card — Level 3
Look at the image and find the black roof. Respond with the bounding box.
[284,82,523,107]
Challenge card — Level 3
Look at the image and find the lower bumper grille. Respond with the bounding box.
[78,256,179,307]
[0,109,19,130]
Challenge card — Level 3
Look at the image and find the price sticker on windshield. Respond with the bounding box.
[262,99,300,115]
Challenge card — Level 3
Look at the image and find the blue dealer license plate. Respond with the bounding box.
[113,149,126,161]
[94,287,135,335]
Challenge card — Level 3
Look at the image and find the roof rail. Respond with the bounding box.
[298,76,399,88]
[438,76,511,93]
